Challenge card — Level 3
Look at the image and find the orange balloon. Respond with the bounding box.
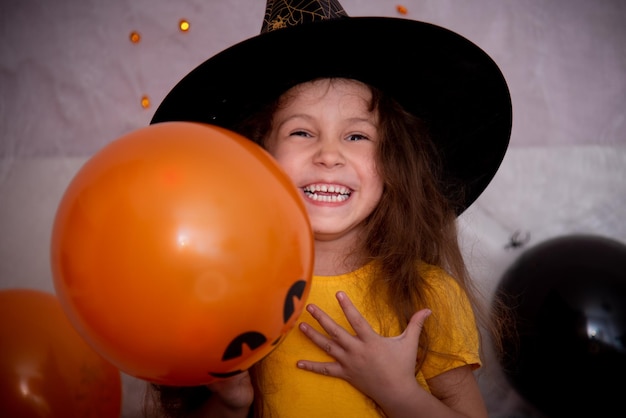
[0,289,122,418]
[51,122,314,386]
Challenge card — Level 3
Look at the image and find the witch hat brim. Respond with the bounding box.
[151,16,512,214]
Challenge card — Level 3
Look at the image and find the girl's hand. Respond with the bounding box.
[296,291,431,407]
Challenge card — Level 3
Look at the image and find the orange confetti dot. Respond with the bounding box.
[141,95,150,109]
[396,5,408,15]
[179,19,190,32]
[129,31,141,43]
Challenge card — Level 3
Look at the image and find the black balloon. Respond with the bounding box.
[496,234,626,417]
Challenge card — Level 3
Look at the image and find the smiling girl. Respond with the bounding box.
[147,1,513,417]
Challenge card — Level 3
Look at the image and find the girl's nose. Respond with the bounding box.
[313,137,344,168]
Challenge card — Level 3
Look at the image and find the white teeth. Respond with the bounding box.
[304,184,350,194]
[307,193,349,202]
[303,184,351,202]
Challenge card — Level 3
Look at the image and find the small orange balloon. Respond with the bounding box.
[51,122,314,386]
[0,289,122,418]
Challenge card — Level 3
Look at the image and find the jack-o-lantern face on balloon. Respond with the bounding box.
[51,122,314,386]
[209,279,309,380]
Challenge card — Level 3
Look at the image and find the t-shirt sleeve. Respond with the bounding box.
[418,265,482,380]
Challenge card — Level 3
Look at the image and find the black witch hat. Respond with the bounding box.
[152,0,512,214]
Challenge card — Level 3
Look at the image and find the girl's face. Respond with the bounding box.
[265,78,383,242]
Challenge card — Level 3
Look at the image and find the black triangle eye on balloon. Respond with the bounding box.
[283,279,308,323]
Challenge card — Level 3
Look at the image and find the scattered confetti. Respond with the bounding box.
[132,19,189,113]
[141,95,150,109]
[129,31,141,43]
[396,5,408,15]
[179,19,190,32]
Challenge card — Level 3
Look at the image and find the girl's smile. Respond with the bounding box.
[303,183,352,203]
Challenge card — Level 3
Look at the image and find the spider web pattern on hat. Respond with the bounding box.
[262,0,348,33]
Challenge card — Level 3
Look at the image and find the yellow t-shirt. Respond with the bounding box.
[257,262,481,417]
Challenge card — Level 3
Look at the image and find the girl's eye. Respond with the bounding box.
[290,130,311,138]
[346,134,368,141]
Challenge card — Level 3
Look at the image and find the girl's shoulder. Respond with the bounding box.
[416,262,468,305]
[417,262,456,286]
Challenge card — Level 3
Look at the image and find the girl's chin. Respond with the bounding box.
[310,225,361,243]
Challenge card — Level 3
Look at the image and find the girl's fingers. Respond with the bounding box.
[335,291,376,339]
[296,359,341,377]
[297,321,346,378]
[305,303,350,342]
[298,321,327,346]
[299,317,344,357]
[402,308,431,341]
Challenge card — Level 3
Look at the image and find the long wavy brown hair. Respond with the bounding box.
[145,78,513,418]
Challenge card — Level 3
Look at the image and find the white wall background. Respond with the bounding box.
[1,0,625,416]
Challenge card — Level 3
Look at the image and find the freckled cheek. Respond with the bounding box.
[367,168,385,206]
[270,156,301,183]
[369,188,384,211]
[366,162,383,188]
[265,145,290,166]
